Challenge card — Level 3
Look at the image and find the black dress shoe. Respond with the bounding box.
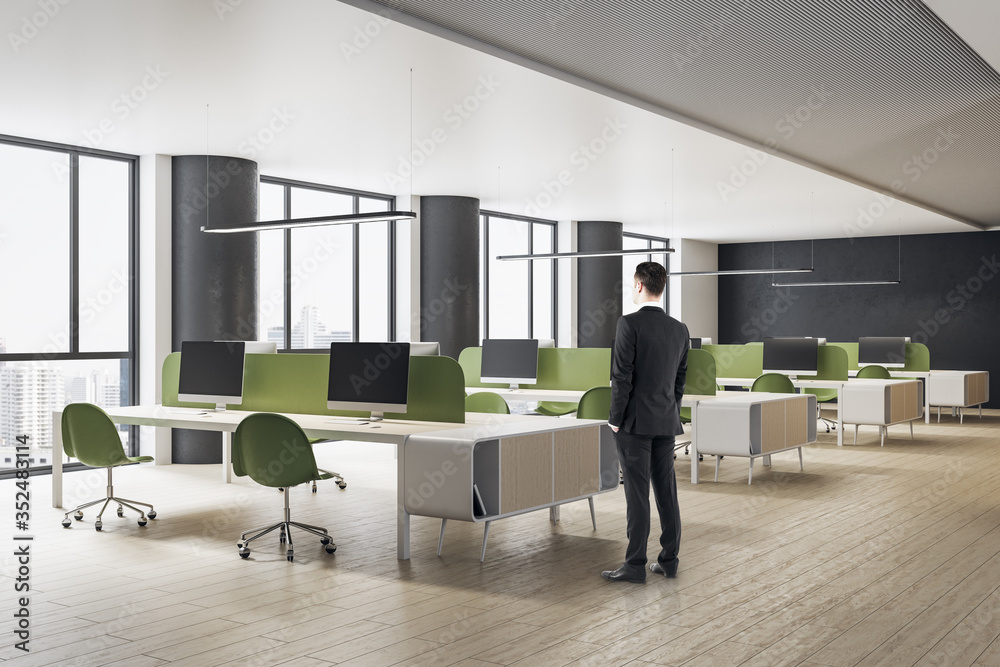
[601,564,646,583]
[650,561,679,578]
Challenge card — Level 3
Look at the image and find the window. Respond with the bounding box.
[622,232,670,315]
[257,178,397,349]
[481,211,558,341]
[0,135,138,476]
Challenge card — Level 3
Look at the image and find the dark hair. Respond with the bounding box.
[634,261,666,297]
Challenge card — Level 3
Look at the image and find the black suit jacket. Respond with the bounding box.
[609,305,689,436]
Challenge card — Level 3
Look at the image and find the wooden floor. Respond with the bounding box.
[3,410,1000,666]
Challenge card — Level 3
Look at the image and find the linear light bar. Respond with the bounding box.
[773,279,901,287]
[202,211,417,233]
[497,248,674,261]
[670,267,813,277]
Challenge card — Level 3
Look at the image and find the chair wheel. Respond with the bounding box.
[138,518,147,527]
[338,482,347,489]
[324,544,337,554]
[95,521,103,531]
[117,506,124,517]
[148,510,157,519]
[75,511,84,521]
[278,487,284,492]
[286,549,294,562]
[239,547,250,559]
[62,518,71,528]
[321,536,331,545]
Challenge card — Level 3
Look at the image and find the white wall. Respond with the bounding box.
[669,239,718,342]
[138,154,172,462]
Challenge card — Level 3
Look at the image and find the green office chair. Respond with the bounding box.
[465,391,510,414]
[60,403,156,531]
[857,364,892,379]
[751,373,795,394]
[576,386,611,420]
[801,345,848,433]
[233,413,337,562]
[535,401,577,416]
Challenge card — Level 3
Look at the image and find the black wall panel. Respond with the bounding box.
[719,232,1000,407]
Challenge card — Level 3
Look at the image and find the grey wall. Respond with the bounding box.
[172,155,258,463]
[719,231,1000,407]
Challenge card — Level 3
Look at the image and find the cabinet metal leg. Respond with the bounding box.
[748,458,754,485]
[480,521,491,563]
[588,497,596,530]
[798,447,803,471]
[437,519,447,556]
[549,506,560,523]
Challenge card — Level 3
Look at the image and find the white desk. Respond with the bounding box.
[465,387,588,403]
[848,370,931,423]
[51,405,598,560]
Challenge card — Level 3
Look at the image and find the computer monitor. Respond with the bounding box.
[762,337,819,376]
[690,337,713,349]
[215,340,277,354]
[481,339,539,390]
[858,336,909,368]
[327,342,410,421]
[178,341,246,410]
[408,341,440,356]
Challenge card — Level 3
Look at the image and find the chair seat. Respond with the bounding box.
[126,455,154,464]
[535,401,577,416]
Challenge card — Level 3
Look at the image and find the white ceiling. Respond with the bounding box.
[0,0,991,243]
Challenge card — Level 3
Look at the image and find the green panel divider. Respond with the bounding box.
[163,351,466,423]
[828,342,859,370]
[702,344,763,380]
[458,346,611,391]
[686,349,717,395]
[904,342,930,372]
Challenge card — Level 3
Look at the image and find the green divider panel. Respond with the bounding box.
[828,342,859,371]
[686,349,717,395]
[904,342,930,372]
[161,352,215,409]
[385,355,465,423]
[457,347,507,388]
[458,346,611,391]
[702,344,763,380]
[163,352,465,423]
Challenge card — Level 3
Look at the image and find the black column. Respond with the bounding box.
[172,155,258,463]
[577,220,623,348]
[419,196,480,359]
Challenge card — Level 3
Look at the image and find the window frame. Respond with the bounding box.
[259,176,397,350]
[0,133,140,476]
[480,210,558,341]
[623,231,671,311]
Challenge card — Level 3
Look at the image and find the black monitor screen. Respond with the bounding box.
[858,337,907,366]
[178,341,245,401]
[481,339,539,384]
[762,337,818,373]
[690,338,703,349]
[327,342,410,411]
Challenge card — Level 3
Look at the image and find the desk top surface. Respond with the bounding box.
[87,405,604,444]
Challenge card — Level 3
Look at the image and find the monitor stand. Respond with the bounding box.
[368,411,385,421]
[507,383,522,392]
[213,404,227,412]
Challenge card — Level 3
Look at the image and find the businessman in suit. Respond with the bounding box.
[603,261,688,583]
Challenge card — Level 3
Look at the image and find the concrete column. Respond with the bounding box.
[171,155,258,463]
[418,196,480,359]
[576,221,622,348]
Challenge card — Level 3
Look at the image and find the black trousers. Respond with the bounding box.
[614,430,681,569]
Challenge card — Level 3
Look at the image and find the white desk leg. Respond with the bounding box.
[691,403,700,484]
[223,432,233,483]
[397,442,410,560]
[52,411,63,508]
[924,377,930,424]
[837,390,844,447]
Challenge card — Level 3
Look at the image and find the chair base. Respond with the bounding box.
[238,488,336,562]
[61,467,155,530]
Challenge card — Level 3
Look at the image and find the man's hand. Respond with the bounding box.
[610,425,619,433]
